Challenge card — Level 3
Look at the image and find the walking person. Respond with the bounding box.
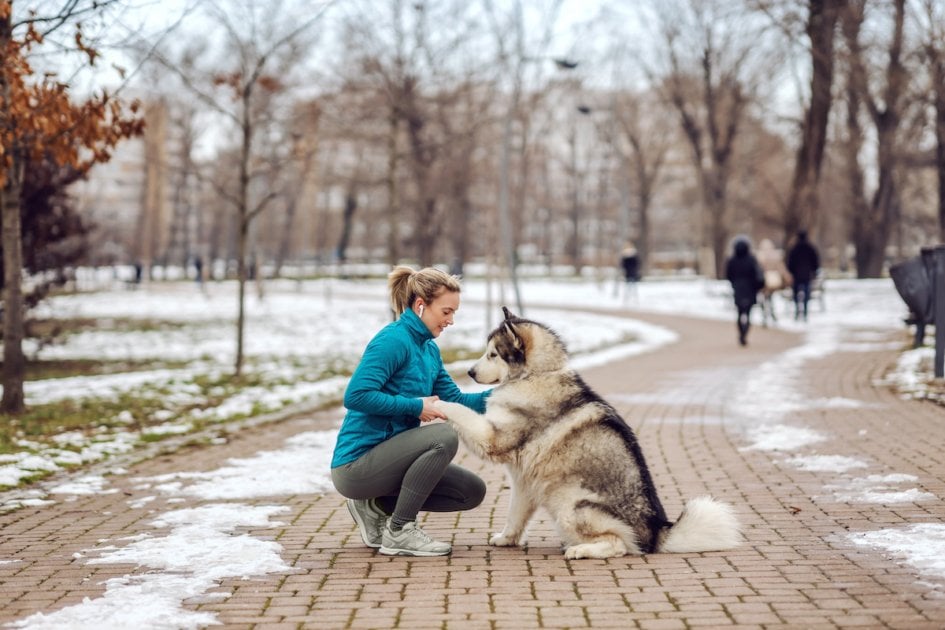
[756,239,791,327]
[331,266,490,557]
[786,230,820,321]
[725,236,765,346]
[618,241,641,304]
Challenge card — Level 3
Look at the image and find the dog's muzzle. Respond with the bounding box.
[467,367,477,380]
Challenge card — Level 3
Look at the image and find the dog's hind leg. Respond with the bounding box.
[557,503,641,559]
[490,472,537,547]
[564,537,628,560]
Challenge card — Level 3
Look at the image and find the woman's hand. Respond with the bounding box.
[418,396,447,423]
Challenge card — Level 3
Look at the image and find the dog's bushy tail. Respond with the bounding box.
[658,496,741,553]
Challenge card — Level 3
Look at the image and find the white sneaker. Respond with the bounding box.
[379,521,451,557]
[347,499,386,549]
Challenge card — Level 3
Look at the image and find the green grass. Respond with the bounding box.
[0,357,359,458]
[23,358,191,380]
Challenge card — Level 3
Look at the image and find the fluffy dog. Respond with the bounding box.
[435,308,741,559]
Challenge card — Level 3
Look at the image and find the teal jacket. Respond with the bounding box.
[330,308,490,468]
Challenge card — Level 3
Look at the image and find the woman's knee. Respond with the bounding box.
[427,422,459,457]
[467,474,487,509]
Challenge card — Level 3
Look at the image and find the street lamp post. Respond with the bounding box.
[497,57,577,316]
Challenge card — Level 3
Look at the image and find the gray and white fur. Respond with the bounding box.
[435,307,741,559]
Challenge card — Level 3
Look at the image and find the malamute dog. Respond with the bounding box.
[435,308,741,559]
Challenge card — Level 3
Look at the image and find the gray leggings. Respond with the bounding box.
[331,422,486,527]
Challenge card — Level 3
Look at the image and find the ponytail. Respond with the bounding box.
[387,265,462,316]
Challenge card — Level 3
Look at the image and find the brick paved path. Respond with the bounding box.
[2,308,944,628]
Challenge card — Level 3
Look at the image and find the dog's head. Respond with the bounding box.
[467,306,568,384]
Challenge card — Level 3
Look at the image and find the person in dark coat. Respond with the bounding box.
[618,241,640,303]
[725,236,765,346]
[786,230,820,321]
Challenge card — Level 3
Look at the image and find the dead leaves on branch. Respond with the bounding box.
[212,70,284,100]
[0,9,143,187]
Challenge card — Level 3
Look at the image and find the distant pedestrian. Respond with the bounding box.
[786,230,820,321]
[756,239,791,326]
[618,241,640,303]
[194,256,204,284]
[725,236,765,346]
[132,261,143,289]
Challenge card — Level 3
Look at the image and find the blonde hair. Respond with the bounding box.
[388,265,461,315]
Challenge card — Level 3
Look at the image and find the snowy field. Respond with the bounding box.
[2,273,944,629]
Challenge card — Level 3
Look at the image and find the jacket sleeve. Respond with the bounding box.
[343,331,424,418]
[432,363,491,412]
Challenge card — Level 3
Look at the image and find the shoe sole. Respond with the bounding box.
[346,501,382,549]
[378,545,451,557]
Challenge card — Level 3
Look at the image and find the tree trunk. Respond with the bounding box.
[842,66,870,277]
[637,187,650,275]
[449,195,471,276]
[933,47,945,242]
[273,195,296,278]
[0,9,25,414]
[783,0,844,244]
[416,197,437,267]
[630,147,659,276]
[336,185,357,263]
[938,99,945,244]
[707,171,730,280]
[235,215,247,375]
[1,168,25,414]
[568,125,581,271]
[386,107,400,266]
[843,0,905,278]
[235,98,252,378]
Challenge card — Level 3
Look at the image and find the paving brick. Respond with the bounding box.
[2,311,945,628]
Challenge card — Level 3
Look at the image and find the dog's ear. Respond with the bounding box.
[499,306,528,357]
[498,319,527,359]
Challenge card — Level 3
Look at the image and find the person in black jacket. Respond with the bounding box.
[618,241,641,303]
[786,230,820,321]
[725,236,765,346]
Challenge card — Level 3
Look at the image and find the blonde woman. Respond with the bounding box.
[330,266,490,556]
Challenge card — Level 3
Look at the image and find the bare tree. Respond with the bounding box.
[841,0,909,278]
[485,0,568,308]
[606,90,672,275]
[148,0,330,375]
[765,0,847,245]
[2,0,143,413]
[653,0,759,277]
[333,0,498,271]
[273,102,321,275]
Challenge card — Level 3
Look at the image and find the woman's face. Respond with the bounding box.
[417,290,460,338]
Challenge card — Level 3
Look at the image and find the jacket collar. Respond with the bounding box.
[400,308,433,342]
